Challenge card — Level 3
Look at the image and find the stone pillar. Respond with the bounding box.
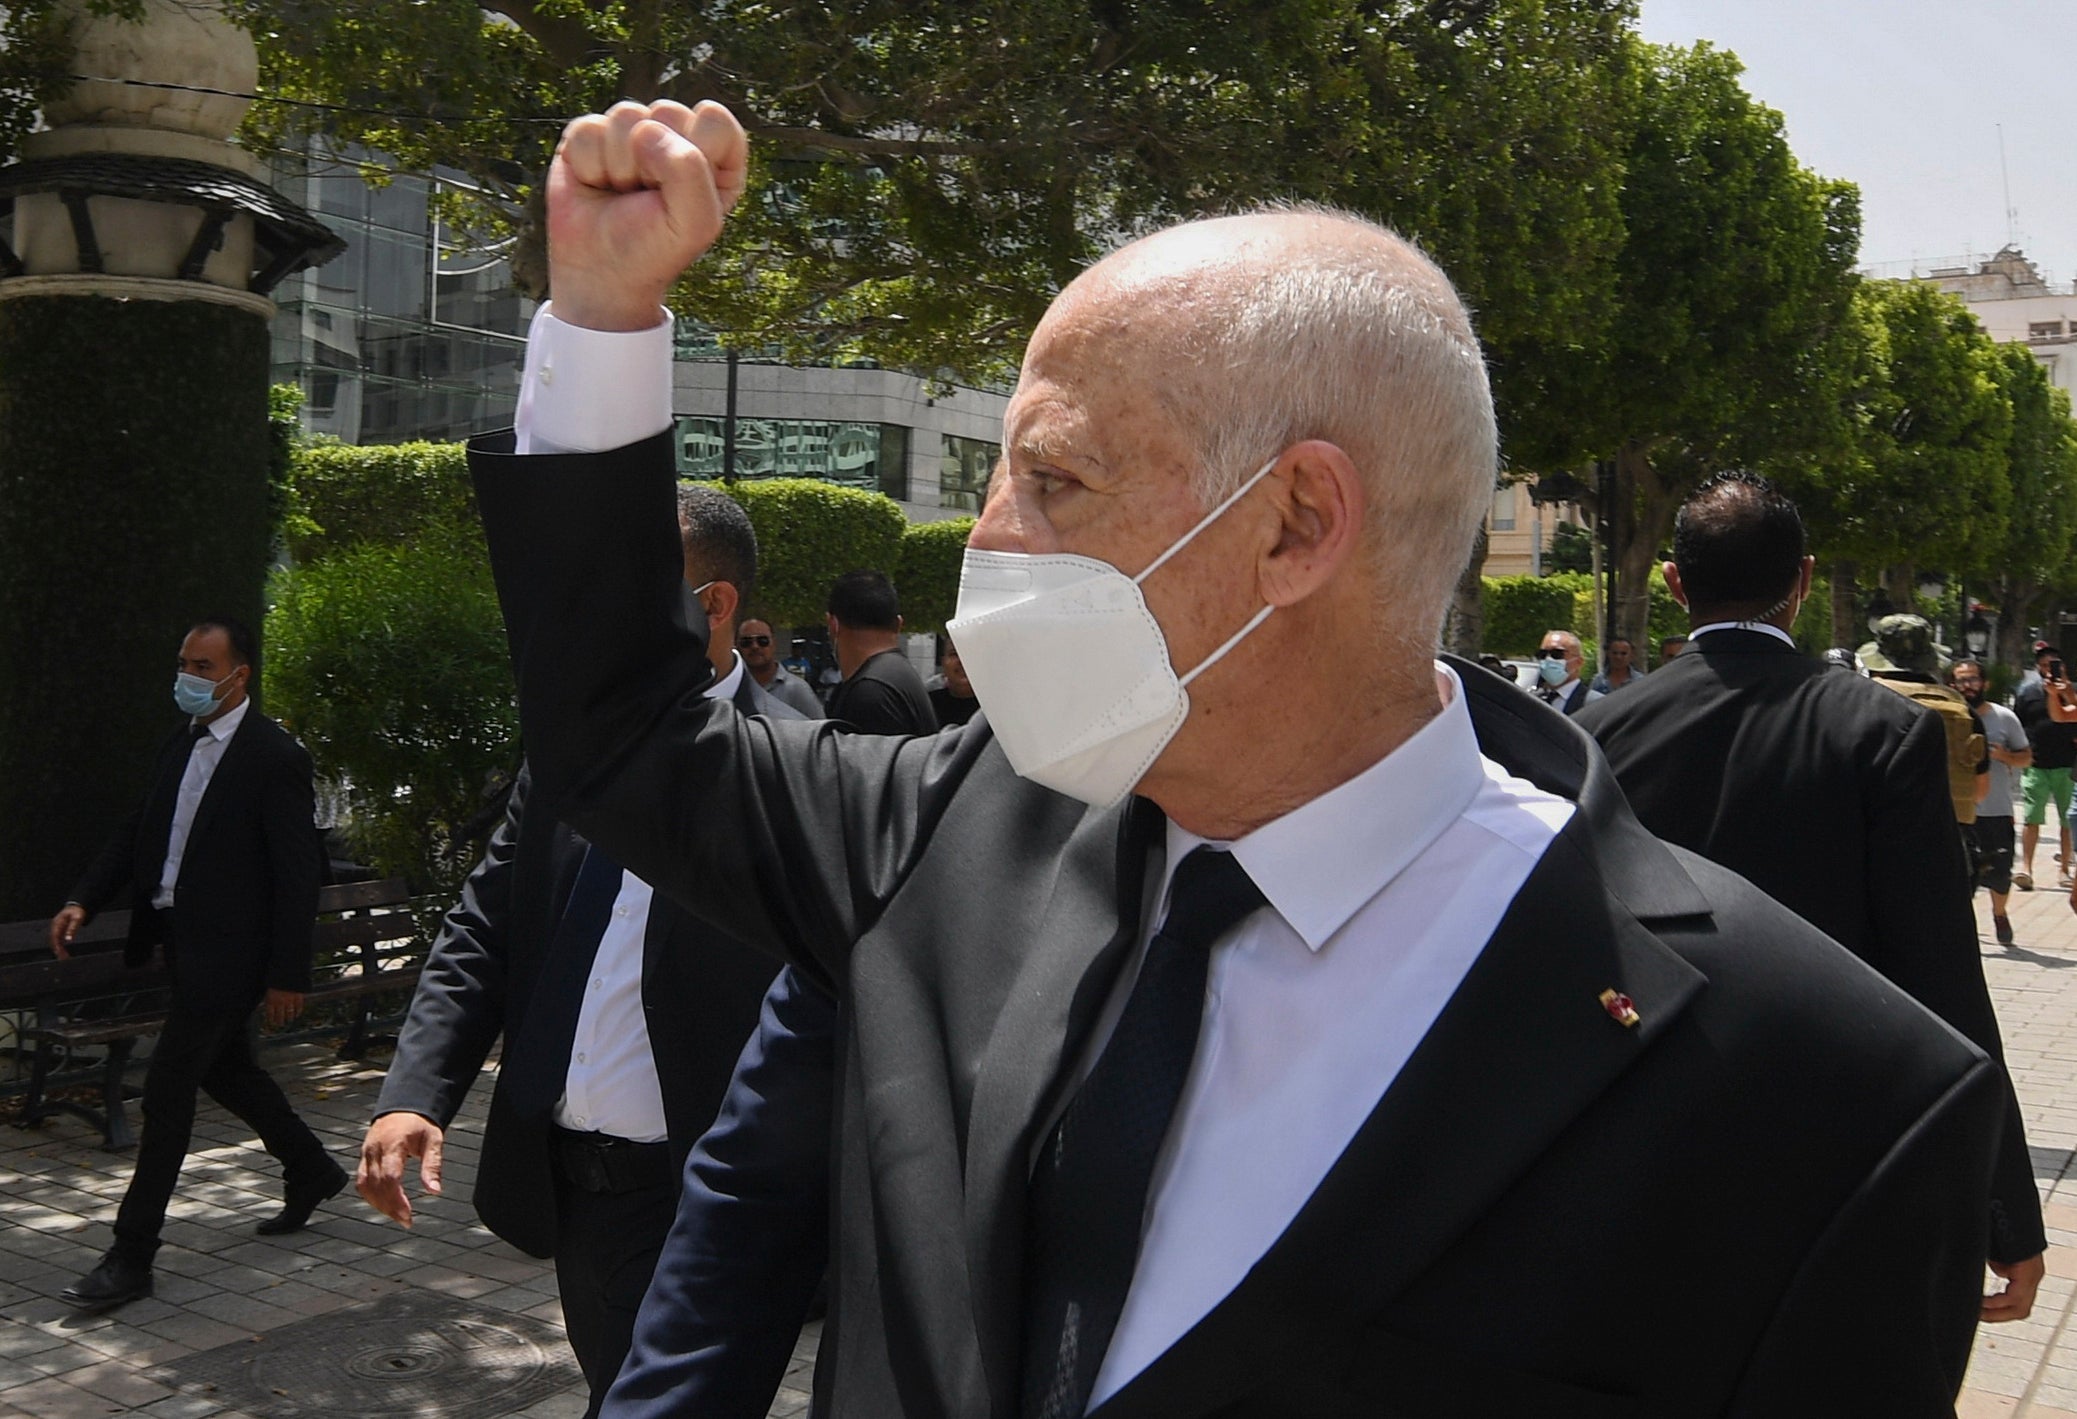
[0,0,340,915]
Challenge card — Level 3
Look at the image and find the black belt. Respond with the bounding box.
[548,1127,673,1195]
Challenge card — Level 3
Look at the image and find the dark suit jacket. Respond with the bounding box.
[1576,628,2045,1264]
[70,708,320,1013]
[374,671,795,1260]
[475,431,2004,1417]
[607,964,839,1419]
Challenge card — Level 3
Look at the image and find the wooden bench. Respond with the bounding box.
[0,878,427,1149]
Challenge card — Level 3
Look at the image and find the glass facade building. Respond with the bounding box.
[267,147,532,445]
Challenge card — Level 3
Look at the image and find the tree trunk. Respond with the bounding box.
[1611,441,1674,650]
[513,180,550,302]
[1881,564,1916,606]
[1443,522,1488,658]
[1829,560,1860,651]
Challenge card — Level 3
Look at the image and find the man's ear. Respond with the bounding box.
[1798,555,1816,603]
[702,579,741,631]
[1258,440,1363,608]
[1663,561,1687,609]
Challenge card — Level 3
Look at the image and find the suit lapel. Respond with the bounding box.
[505,840,619,1116]
[1094,668,1712,1419]
[963,797,1160,1413]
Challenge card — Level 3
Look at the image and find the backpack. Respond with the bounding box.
[1874,675,1985,824]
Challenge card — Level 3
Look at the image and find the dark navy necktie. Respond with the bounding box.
[1020,846,1267,1419]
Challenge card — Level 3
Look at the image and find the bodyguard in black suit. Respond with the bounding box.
[475,101,2008,1417]
[1577,472,2047,1318]
[357,488,792,1416]
[52,618,335,1311]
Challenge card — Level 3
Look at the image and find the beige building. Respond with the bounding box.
[1922,247,2077,399]
[1483,479,1587,577]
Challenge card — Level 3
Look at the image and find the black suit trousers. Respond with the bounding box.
[552,1168,680,1419]
[113,1004,330,1259]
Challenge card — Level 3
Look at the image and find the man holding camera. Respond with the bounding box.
[2013,643,2077,889]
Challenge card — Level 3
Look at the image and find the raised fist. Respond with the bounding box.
[546,100,749,332]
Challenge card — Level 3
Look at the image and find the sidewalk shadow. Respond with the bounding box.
[2029,1145,2075,1186]
[1984,941,2077,969]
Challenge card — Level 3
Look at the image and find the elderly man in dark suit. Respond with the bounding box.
[469,100,2010,1416]
[52,617,333,1311]
[1577,471,2046,1322]
[356,487,794,1418]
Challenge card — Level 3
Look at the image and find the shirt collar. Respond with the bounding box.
[705,650,746,702]
[1161,662,1486,954]
[1689,620,1795,647]
[194,696,250,742]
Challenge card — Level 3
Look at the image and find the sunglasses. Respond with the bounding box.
[738,635,772,647]
[1534,649,1568,661]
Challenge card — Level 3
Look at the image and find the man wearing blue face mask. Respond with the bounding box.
[1533,629,1601,716]
[469,100,2010,1416]
[50,618,336,1312]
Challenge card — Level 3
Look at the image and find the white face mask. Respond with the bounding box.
[946,458,1277,807]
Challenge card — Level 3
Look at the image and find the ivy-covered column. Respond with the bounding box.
[0,0,339,916]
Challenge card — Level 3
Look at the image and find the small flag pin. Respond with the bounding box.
[1599,989,1640,1028]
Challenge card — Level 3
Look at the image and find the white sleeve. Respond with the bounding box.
[513,303,676,455]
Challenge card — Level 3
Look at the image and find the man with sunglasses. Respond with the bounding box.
[736,619,824,718]
[1532,629,1602,716]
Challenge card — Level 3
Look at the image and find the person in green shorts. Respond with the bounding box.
[2012,644,2077,888]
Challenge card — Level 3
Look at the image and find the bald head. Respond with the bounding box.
[1043,208,1496,646]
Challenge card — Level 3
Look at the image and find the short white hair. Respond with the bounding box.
[1093,208,1497,649]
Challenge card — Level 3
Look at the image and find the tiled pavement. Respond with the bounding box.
[5,879,2077,1418]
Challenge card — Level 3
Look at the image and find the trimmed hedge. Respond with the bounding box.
[0,296,271,917]
[895,517,976,634]
[711,478,909,627]
[1482,575,1585,657]
[286,440,477,563]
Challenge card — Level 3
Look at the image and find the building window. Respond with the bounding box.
[940,434,1000,512]
[673,416,911,493]
[1491,484,1516,532]
[2029,321,2066,341]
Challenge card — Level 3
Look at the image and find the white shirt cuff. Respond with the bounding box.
[515,303,676,455]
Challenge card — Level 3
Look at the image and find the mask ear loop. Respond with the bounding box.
[1178,603,1275,688]
[1132,455,1281,587]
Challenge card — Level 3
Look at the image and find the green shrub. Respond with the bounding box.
[895,517,976,634]
[265,525,518,894]
[712,478,908,626]
[286,441,477,564]
[1484,574,1586,656]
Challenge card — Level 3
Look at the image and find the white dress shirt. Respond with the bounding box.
[553,646,746,1143]
[155,698,250,909]
[1085,666,1571,1404]
[513,314,1577,1399]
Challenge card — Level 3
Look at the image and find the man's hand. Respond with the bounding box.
[48,904,87,959]
[1983,1253,2046,1322]
[263,988,305,1029]
[547,99,748,333]
[358,1112,445,1227]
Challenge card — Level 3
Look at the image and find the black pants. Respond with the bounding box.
[551,1137,679,1419]
[112,1003,332,1261]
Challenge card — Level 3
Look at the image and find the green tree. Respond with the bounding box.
[233,1,1644,387]
[1530,42,1860,648]
[1974,345,2077,668]
[1781,280,2012,627]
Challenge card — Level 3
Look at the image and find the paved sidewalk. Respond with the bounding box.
[2,878,2074,1417]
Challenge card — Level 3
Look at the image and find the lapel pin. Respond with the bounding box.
[1599,989,1640,1028]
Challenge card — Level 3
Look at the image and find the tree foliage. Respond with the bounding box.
[231,0,1641,385]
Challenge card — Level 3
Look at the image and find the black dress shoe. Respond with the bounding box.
[257,1158,348,1236]
[61,1252,153,1311]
